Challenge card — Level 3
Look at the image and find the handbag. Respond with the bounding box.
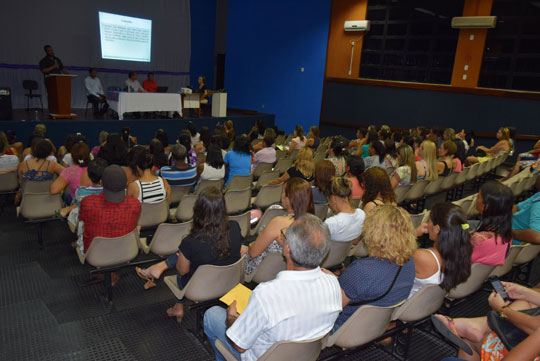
[348,265,402,307]
[487,306,540,350]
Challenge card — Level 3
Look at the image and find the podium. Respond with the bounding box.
[211,92,227,117]
[45,74,77,119]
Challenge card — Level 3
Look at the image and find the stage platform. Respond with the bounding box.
[0,108,275,147]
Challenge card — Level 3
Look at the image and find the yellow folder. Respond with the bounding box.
[220,283,253,314]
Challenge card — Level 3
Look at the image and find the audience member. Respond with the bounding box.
[5,129,23,155]
[136,188,242,322]
[332,205,416,332]
[391,144,417,188]
[0,132,19,173]
[349,128,367,150]
[251,135,276,171]
[224,120,235,142]
[50,142,92,202]
[84,68,109,115]
[363,141,387,170]
[91,131,108,158]
[124,146,146,184]
[505,138,540,180]
[79,165,141,254]
[416,140,438,181]
[126,149,171,204]
[205,214,340,361]
[149,138,168,170]
[178,131,197,167]
[466,127,511,166]
[268,147,314,185]
[361,166,397,213]
[97,134,129,166]
[326,137,347,175]
[195,126,211,153]
[18,139,63,184]
[288,125,306,153]
[197,145,225,182]
[59,133,91,167]
[242,178,314,275]
[251,128,277,153]
[125,71,145,92]
[443,128,466,165]
[155,129,171,156]
[142,72,158,92]
[305,126,321,149]
[356,129,378,158]
[511,175,540,245]
[159,144,198,187]
[312,159,335,204]
[345,155,365,199]
[470,181,513,265]
[187,122,200,147]
[247,120,265,142]
[324,177,366,243]
[224,135,252,186]
[121,126,137,149]
[409,203,472,299]
[437,140,456,176]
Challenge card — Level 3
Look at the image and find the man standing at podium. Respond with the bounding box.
[39,45,69,76]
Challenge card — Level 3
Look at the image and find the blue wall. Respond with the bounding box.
[225,0,332,133]
[190,0,216,88]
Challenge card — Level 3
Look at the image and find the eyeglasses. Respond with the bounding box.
[280,227,288,241]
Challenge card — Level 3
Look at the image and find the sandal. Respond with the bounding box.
[135,267,156,290]
[167,306,184,323]
[431,315,473,355]
[53,210,67,221]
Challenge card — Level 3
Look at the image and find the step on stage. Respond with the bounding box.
[1,108,275,146]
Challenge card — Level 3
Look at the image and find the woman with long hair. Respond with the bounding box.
[268,147,314,185]
[391,144,417,188]
[155,129,170,156]
[470,181,514,265]
[242,178,314,275]
[409,203,473,299]
[416,140,438,181]
[345,155,365,199]
[466,127,511,166]
[288,125,307,153]
[197,144,225,181]
[324,177,366,243]
[223,135,252,186]
[363,141,387,169]
[135,188,243,322]
[437,140,456,176]
[305,125,321,149]
[97,133,129,166]
[326,137,348,175]
[126,148,171,204]
[50,142,92,201]
[333,205,417,332]
[356,130,379,158]
[361,166,397,213]
[312,159,336,204]
[178,131,197,167]
[149,138,169,171]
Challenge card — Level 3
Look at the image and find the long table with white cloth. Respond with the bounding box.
[107,91,182,120]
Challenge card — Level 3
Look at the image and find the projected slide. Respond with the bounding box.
[99,11,152,62]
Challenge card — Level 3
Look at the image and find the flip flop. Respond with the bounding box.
[135,267,156,290]
[431,315,474,355]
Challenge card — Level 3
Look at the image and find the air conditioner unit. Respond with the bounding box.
[344,20,370,32]
[451,16,497,29]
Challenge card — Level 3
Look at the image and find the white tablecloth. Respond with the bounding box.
[108,92,182,120]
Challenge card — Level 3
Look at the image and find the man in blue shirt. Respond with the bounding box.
[158,144,197,187]
[512,176,540,244]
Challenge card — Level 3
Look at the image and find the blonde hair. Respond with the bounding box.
[397,144,417,183]
[421,140,438,182]
[294,147,313,165]
[363,205,417,265]
[325,176,352,199]
[296,160,315,179]
[499,127,510,141]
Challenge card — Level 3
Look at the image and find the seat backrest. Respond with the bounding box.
[466,163,480,180]
[253,162,274,179]
[23,80,38,91]
[226,175,253,192]
[229,211,251,238]
[138,200,169,228]
[320,240,353,268]
[327,304,398,348]
[275,149,287,160]
[350,198,361,208]
[404,180,429,201]
[0,172,19,192]
[22,179,53,194]
[149,221,192,256]
[170,185,191,204]
[489,244,526,278]
[175,194,198,221]
[316,144,329,154]
[313,152,325,163]
[440,173,458,190]
[258,335,325,361]
[514,244,540,265]
[392,284,446,322]
[288,148,299,160]
[224,188,251,214]
[448,263,495,299]
[349,240,369,258]
[394,184,412,204]
[85,230,140,267]
[314,203,329,221]
[184,255,245,302]
[20,192,62,219]
[253,184,283,210]
[250,252,287,284]
[256,170,280,189]
[251,207,287,236]
[454,167,468,185]
[424,176,444,196]
[274,158,292,175]
[385,167,396,177]
[275,135,286,145]
[410,210,428,229]
[194,179,223,195]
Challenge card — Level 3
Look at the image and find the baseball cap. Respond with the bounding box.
[102,165,127,203]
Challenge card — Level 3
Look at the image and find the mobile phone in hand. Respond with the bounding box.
[489,276,510,302]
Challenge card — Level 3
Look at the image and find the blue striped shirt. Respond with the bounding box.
[157,165,197,186]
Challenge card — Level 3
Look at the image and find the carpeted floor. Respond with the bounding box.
[1,192,538,361]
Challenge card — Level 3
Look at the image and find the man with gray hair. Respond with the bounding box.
[203,213,343,361]
[157,144,197,186]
